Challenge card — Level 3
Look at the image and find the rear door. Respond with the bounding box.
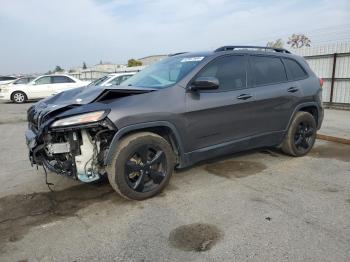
[185,55,260,150]
[50,76,77,93]
[248,55,302,134]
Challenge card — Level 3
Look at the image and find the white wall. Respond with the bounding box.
[293,43,350,104]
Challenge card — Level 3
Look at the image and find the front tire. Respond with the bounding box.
[281,111,317,156]
[106,132,176,200]
[11,91,27,103]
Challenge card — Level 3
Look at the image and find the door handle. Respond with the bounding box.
[237,94,252,100]
[287,87,299,93]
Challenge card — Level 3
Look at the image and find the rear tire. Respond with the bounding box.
[281,111,317,156]
[106,132,175,200]
[11,91,27,103]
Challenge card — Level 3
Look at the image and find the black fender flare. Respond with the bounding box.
[104,121,186,167]
[285,102,323,131]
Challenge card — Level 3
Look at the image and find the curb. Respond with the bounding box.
[317,134,350,145]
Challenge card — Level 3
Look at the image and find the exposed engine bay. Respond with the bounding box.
[25,85,156,183]
[41,127,115,182]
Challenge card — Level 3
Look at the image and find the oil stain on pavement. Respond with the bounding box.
[310,142,350,162]
[205,160,267,178]
[0,182,127,251]
[168,223,222,252]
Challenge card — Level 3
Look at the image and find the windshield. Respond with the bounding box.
[122,55,206,88]
[13,77,34,84]
[89,75,113,86]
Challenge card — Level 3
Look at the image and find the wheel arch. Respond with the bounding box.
[286,102,322,131]
[10,90,28,102]
[104,121,185,167]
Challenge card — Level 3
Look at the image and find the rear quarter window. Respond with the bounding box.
[52,76,75,83]
[283,58,308,80]
[251,56,287,86]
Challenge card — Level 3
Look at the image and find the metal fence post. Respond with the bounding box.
[329,53,337,104]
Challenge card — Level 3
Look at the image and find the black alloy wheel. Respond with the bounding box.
[294,121,314,153]
[281,111,317,156]
[107,132,175,200]
[124,144,167,193]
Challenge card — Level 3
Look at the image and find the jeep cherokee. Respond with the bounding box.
[25,46,324,200]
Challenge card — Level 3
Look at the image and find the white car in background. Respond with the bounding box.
[89,72,137,87]
[0,74,89,103]
[0,76,18,85]
[2,76,35,86]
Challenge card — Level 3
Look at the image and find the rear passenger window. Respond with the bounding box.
[52,76,75,83]
[251,56,287,86]
[197,55,246,91]
[283,58,307,80]
[52,76,74,84]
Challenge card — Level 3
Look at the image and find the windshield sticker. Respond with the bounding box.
[181,57,205,62]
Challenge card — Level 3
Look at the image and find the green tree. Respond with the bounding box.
[266,38,284,48]
[83,62,87,69]
[54,66,64,72]
[128,59,142,67]
[287,34,311,48]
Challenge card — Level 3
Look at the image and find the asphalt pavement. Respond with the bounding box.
[0,102,349,262]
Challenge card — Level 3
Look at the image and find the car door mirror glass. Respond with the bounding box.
[190,76,219,91]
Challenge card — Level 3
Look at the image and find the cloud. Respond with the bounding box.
[0,0,349,74]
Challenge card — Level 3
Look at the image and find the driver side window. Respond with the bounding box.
[35,76,51,85]
[197,55,247,92]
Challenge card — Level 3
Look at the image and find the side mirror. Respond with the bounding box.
[189,77,219,91]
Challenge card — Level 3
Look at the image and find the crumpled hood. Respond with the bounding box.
[38,85,156,107]
[28,85,156,131]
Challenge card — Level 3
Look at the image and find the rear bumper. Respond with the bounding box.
[317,106,324,130]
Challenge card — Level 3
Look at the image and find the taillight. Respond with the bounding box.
[319,78,324,88]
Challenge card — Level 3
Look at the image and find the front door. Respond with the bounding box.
[184,54,258,151]
[30,76,53,99]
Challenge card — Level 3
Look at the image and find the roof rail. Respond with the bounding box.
[215,46,291,54]
[168,52,188,56]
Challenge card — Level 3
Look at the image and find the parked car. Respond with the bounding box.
[89,72,137,87]
[0,74,89,103]
[0,77,36,89]
[9,76,36,85]
[0,76,18,85]
[26,46,324,200]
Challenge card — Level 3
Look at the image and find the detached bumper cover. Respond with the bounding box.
[25,128,39,165]
[25,129,37,150]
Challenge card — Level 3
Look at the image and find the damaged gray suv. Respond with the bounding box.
[26,46,324,200]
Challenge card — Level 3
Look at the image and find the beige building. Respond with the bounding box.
[68,55,166,80]
[138,55,167,65]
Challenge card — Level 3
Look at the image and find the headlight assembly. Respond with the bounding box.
[51,111,106,127]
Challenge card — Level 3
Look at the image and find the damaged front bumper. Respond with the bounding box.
[26,105,116,183]
[25,128,38,166]
[25,84,154,183]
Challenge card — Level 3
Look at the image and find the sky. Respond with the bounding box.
[0,0,349,75]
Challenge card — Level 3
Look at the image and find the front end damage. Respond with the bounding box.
[27,108,116,183]
[25,85,155,183]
